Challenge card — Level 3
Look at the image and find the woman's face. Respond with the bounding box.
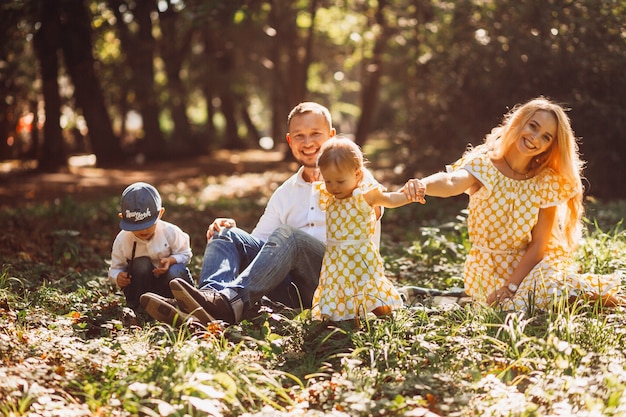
[515,110,557,157]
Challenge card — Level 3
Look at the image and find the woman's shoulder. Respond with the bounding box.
[449,147,491,169]
[535,167,580,204]
[536,167,567,186]
[447,149,495,185]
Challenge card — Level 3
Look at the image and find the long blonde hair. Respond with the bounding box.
[471,97,584,249]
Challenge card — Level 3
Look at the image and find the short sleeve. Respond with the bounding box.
[538,168,580,208]
[360,168,385,192]
[447,151,494,194]
[316,182,333,211]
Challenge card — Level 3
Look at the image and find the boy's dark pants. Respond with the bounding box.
[123,256,194,309]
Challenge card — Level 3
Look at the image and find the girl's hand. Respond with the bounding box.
[207,218,237,240]
[153,257,175,276]
[401,179,426,204]
[116,271,131,288]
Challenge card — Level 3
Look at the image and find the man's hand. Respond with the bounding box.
[207,218,237,240]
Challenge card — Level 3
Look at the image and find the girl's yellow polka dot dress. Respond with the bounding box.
[312,182,403,321]
[451,152,620,311]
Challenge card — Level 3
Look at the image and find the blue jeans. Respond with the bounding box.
[124,256,193,309]
[199,225,325,310]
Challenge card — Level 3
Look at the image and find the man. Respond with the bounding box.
[140,102,388,325]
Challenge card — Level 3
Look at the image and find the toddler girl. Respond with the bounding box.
[311,137,424,323]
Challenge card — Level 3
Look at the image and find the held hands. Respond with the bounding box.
[207,218,237,240]
[153,257,175,276]
[116,271,131,288]
[401,179,426,204]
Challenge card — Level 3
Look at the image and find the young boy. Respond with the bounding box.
[108,182,194,316]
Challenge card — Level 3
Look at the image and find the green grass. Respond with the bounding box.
[1,188,626,416]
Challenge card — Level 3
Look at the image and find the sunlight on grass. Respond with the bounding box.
[1,194,626,416]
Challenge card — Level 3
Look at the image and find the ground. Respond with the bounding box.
[0,150,294,206]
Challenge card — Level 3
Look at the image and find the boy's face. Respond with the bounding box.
[131,223,158,241]
[286,112,336,168]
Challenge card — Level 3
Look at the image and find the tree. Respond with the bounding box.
[59,0,121,166]
[34,1,65,171]
[354,0,394,146]
[3,0,625,198]
[391,0,626,198]
[0,3,39,161]
[265,0,320,154]
[107,0,165,158]
[157,0,193,149]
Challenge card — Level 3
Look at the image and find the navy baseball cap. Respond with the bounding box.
[119,182,162,231]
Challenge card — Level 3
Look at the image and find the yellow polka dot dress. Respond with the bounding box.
[451,152,620,311]
[311,182,403,321]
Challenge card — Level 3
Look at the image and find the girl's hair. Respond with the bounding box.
[287,102,332,129]
[470,97,584,249]
[317,136,364,172]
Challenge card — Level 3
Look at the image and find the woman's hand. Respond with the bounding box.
[207,218,237,240]
[487,286,514,305]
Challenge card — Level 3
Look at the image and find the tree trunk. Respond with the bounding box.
[200,24,217,152]
[268,0,319,160]
[240,98,261,143]
[158,4,192,149]
[354,0,391,146]
[219,81,244,149]
[59,0,121,167]
[34,0,65,172]
[0,100,13,160]
[214,30,244,149]
[122,0,165,158]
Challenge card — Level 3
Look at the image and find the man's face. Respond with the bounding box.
[286,112,336,168]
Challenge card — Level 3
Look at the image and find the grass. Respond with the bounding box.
[1,179,626,416]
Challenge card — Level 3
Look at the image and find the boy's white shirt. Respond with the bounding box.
[108,219,192,284]
[252,166,383,248]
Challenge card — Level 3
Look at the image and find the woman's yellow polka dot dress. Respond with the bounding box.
[311,182,403,321]
[452,152,620,311]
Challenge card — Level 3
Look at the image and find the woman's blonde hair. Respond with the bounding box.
[473,97,584,249]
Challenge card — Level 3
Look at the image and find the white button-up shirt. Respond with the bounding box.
[252,166,383,247]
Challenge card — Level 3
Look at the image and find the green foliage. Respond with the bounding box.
[577,220,626,274]
[383,205,468,289]
[5,0,626,196]
[2,186,626,415]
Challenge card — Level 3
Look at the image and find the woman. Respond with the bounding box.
[404,97,622,311]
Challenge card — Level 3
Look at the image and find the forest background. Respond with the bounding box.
[1,0,625,200]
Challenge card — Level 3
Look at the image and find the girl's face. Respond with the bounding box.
[515,110,557,157]
[320,163,362,199]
